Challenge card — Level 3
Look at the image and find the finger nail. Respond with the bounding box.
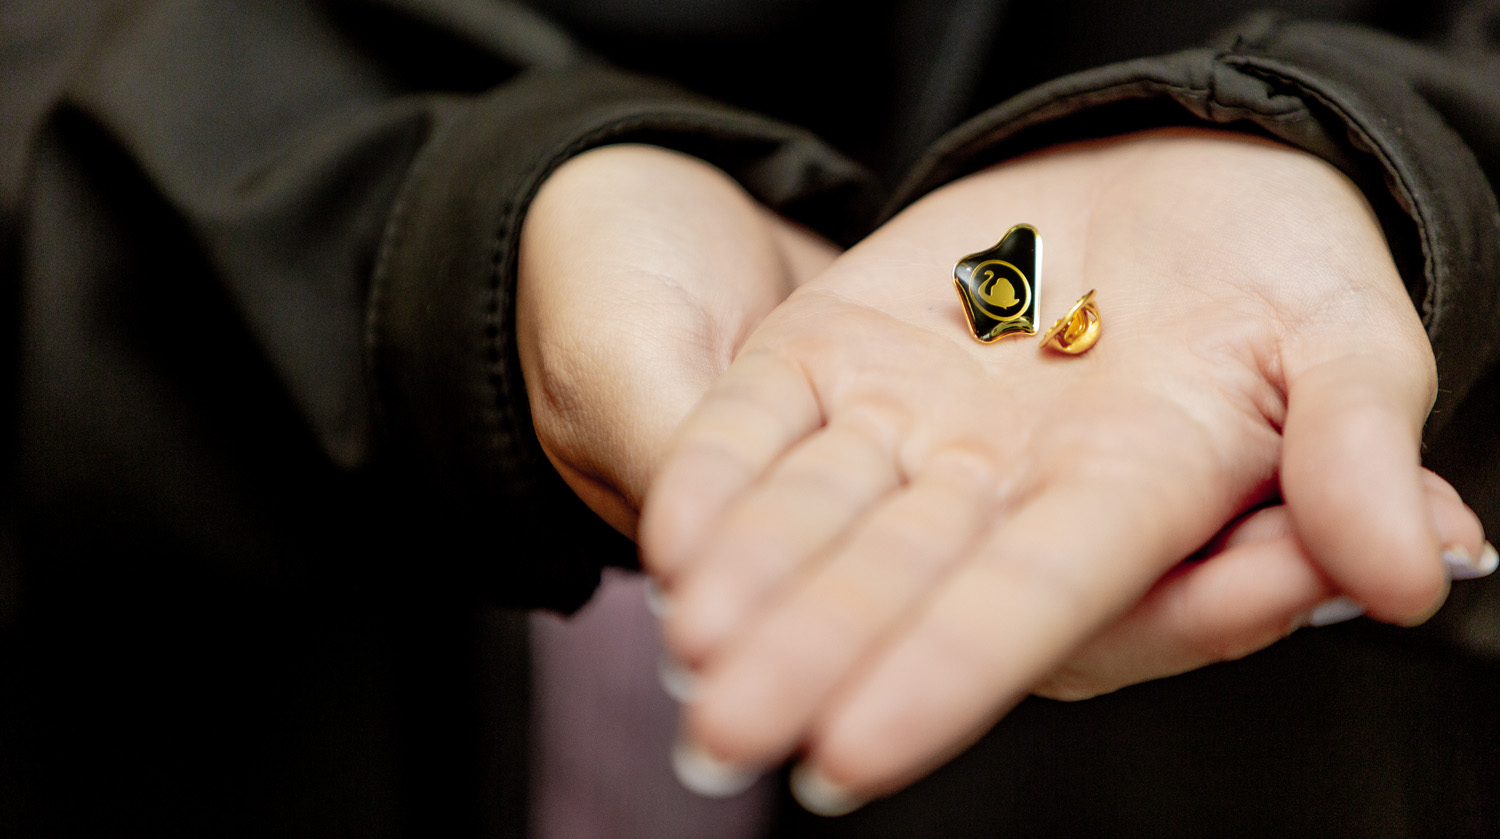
[671,737,760,798]
[1444,542,1498,582]
[645,578,673,618]
[1305,595,1365,628]
[789,762,866,817]
[657,654,699,703]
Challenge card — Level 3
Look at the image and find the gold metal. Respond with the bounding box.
[953,224,1042,343]
[1039,289,1101,355]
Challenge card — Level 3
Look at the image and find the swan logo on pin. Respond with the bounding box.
[953,224,1041,342]
[954,224,1101,354]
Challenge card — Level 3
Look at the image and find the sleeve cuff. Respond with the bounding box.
[367,65,877,611]
[892,13,1500,437]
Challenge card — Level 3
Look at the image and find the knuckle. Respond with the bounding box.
[916,444,1004,497]
[686,699,772,766]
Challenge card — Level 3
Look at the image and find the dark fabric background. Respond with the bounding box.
[3,1,1498,836]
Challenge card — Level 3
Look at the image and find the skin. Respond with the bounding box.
[518,135,1487,807]
[517,143,838,537]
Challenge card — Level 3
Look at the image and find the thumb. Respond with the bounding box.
[1279,348,1448,625]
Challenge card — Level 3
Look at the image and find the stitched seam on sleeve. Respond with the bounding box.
[1226,56,1439,325]
[942,73,1305,170]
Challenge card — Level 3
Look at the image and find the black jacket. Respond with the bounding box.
[4,1,1499,836]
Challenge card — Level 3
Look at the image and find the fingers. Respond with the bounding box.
[671,467,1488,812]
[684,453,998,765]
[661,414,904,664]
[1422,470,1493,579]
[780,458,1222,803]
[638,350,823,579]
[1280,353,1448,624]
[780,468,1486,808]
[1033,470,1489,702]
[1032,505,1328,701]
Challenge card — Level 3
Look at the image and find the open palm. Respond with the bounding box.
[639,130,1484,807]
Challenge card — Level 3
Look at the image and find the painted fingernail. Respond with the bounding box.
[645,578,673,618]
[670,737,760,798]
[1306,595,1365,628]
[657,653,699,703]
[1444,542,1498,581]
[789,763,866,817]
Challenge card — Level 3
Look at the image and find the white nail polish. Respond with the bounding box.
[657,654,699,703]
[645,578,673,618]
[1306,595,1365,628]
[1442,545,1474,580]
[789,763,866,818]
[1470,542,1499,579]
[670,737,760,798]
[1440,544,1495,581]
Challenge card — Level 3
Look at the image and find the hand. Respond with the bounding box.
[638,130,1488,808]
[517,143,837,536]
[1034,469,1488,703]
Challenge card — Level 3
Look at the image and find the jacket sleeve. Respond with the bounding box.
[891,11,1500,655]
[7,0,876,614]
[365,67,877,610]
